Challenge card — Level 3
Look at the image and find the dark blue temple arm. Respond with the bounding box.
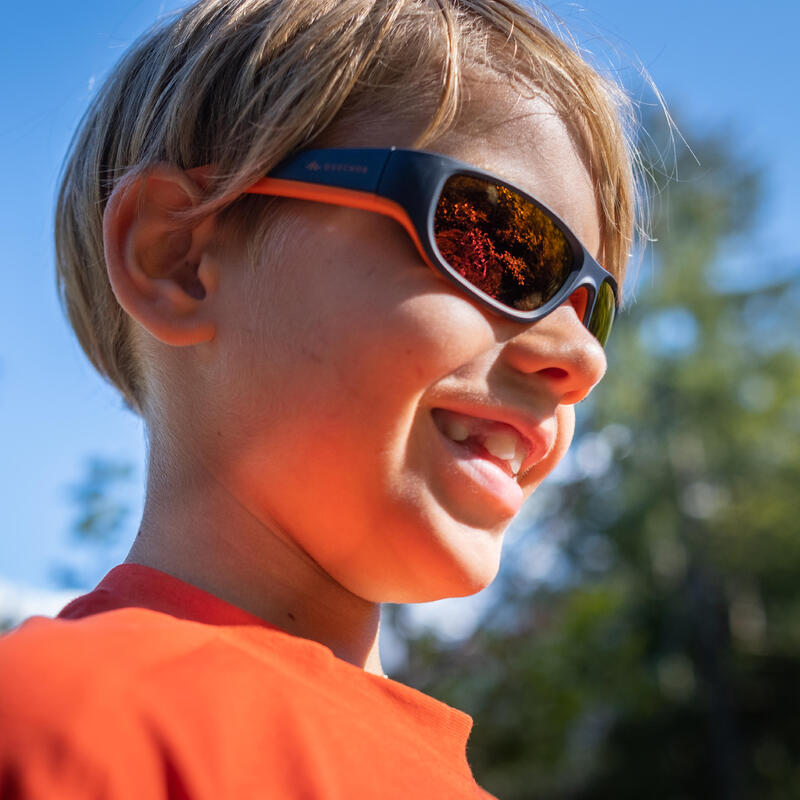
[267,148,394,193]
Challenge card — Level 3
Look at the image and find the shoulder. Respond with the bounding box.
[0,608,215,713]
[0,612,490,798]
[0,607,309,728]
[0,608,380,799]
[0,609,250,798]
[0,608,334,766]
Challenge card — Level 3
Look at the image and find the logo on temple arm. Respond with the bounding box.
[305,161,369,175]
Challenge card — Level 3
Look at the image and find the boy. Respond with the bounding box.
[0,0,639,796]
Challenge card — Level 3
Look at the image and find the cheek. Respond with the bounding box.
[553,405,576,457]
[216,205,499,426]
[522,405,576,492]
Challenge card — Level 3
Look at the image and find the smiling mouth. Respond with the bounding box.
[431,408,533,479]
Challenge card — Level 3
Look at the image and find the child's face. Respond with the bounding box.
[204,83,607,603]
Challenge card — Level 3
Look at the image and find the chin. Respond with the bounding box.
[372,536,503,604]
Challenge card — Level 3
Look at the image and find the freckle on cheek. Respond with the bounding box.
[300,344,324,364]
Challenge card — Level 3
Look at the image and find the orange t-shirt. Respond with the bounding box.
[0,565,495,799]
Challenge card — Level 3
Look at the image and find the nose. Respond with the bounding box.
[499,297,608,405]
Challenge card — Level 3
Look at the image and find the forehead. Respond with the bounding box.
[327,75,602,258]
[431,78,601,258]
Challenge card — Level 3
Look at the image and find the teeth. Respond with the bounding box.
[444,418,470,442]
[510,441,528,476]
[436,409,530,478]
[483,432,517,461]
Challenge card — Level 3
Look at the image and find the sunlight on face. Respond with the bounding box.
[195,81,605,604]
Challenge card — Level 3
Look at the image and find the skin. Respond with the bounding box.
[104,80,608,678]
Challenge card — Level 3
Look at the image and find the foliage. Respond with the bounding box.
[392,113,800,798]
[51,457,135,589]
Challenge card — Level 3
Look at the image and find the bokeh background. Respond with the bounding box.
[2,1,799,796]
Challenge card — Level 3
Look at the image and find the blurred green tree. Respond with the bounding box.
[51,456,135,589]
[391,113,800,799]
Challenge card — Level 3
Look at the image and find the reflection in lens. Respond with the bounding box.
[434,175,573,311]
[570,286,590,322]
[587,280,615,346]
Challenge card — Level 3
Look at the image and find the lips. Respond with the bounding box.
[431,406,554,480]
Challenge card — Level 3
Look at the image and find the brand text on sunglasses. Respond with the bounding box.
[305,161,370,174]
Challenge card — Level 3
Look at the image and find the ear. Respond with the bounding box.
[103,164,219,346]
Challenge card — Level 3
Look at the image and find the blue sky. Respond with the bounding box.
[1,0,798,592]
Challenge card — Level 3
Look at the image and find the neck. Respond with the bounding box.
[125,452,385,677]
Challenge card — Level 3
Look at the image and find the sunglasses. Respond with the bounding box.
[244,148,618,346]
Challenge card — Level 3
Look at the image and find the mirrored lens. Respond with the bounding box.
[433,175,574,311]
[587,280,615,346]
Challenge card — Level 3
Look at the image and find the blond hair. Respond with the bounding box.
[55,0,641,416]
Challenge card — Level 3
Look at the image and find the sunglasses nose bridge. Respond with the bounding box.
[561,281,595,328]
